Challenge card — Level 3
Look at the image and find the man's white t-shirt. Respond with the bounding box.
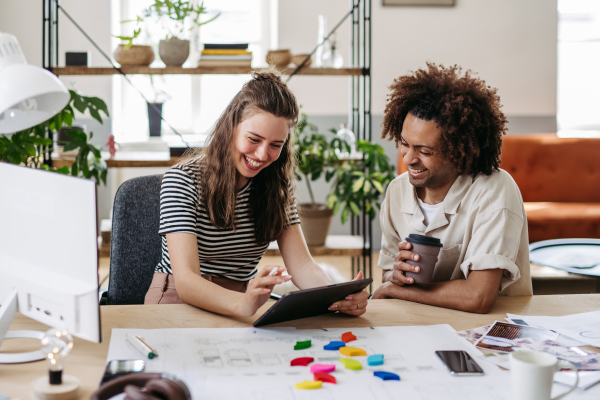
[417,197,442,227]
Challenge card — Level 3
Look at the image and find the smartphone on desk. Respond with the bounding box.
[435,350,484,376]
[100,359,146,386]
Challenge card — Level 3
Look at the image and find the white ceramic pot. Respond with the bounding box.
[159,38,190,67]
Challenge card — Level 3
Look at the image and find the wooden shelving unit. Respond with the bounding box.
[44,0,374,286]
[51,66,365,76]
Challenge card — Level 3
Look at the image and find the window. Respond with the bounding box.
[558,0,600,137]
[112,0,272,143]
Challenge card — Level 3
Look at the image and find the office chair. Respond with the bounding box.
[107,174,163,305]
[105,174,282,305]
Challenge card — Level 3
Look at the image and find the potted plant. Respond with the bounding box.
[294,114,337,246]
[0,90,110,186]
[325,140,395,224]
[294,114,395,246]
[118,1,220,67]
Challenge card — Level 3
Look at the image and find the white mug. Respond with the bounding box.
[510,350,579,400]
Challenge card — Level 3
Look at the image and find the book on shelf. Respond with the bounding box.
[203,43,248,50]
[197,60,252,67]
[201,49,252,56]
[200,55,252,61]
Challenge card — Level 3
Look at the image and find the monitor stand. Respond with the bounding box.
[0,289,46,363]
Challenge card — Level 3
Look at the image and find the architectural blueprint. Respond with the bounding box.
[105,324,600,399]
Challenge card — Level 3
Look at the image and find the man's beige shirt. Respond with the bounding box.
[378,169,532,296]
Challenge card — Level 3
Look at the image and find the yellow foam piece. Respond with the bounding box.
[339,346,367,357]
[294,380,323,390]
[339,357,362,370]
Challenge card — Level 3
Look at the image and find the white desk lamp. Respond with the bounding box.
[0,32,70,134]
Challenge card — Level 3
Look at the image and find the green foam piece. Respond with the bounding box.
[294,340,311,350]
[340,357,362,370]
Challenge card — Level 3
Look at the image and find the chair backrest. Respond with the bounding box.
[108,174,163,305]
[396,134,600,202]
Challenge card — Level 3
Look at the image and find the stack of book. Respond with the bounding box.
[198,44,252,67]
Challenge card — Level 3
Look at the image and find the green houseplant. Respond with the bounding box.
[118,0,220,66]
[0,90,110,185]
[294,114,395,245]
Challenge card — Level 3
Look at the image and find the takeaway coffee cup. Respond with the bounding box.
[403,234,443,284]
[510,350,579,400]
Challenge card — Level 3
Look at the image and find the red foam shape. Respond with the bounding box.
[341,332,357,343]
[291,357,314,366]
[314,373,336,384]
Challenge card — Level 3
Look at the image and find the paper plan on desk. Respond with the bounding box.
[507,311,600,348]
[107,325,513,400]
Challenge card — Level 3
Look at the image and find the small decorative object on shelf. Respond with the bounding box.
[322,32,343,69]
[335,123,356,158]
[65,52,88,67]
[266,49,292,70]
[159,37,190,67]
[113,44,155,66]
[199,43,252,67]
[314,15,331,68]
[147,103,163,137]
[291,54,312,68]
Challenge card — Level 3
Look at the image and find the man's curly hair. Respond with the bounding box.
[382,62,508,176]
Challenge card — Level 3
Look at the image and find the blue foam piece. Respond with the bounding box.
[367,354,384,366]
[374,371,400,381]
[323,341,346,351]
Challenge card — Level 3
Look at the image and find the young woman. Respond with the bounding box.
[144,70,369,317]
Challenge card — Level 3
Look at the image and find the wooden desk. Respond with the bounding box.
[2,295,600,398]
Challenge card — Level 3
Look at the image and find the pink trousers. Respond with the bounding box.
[144,272,248,305]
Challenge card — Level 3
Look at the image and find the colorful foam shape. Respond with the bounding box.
[310,363,336,373]
[341,332,357,343]
[294,340,311,350]
[290,357,314,366]
[367,354,384,366]
[294,380,322,390]
[314,373,336,384]
[339,346,367,357]
[374,371,400,381]
[324,341,346,351]
[340,357,362,370]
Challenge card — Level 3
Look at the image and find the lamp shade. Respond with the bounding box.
[0,33,70,134]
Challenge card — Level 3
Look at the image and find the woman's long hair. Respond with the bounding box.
[181,69,299,245]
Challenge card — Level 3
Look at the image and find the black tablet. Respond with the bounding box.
[253,278,372,327]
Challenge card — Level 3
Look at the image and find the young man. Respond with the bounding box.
[372,63,532,313]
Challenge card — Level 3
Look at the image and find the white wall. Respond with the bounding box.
[279,0,558,117]
[0,0,113,114]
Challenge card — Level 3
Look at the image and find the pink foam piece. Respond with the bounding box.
[310,363,336,373]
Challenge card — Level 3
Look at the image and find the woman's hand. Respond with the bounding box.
[235,265,291,317]
[327,271,370,316]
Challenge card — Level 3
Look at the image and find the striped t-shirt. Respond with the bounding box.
[154,159,299,281]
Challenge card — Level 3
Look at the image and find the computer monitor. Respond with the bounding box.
[0,162,101,363]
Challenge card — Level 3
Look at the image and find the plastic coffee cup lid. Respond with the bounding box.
[405,234,443,248]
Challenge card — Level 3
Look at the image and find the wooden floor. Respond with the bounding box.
[99,252,599,295]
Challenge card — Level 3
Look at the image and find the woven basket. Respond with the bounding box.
[113,44,155,66]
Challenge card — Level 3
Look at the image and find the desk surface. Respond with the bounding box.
[2,295,600,398]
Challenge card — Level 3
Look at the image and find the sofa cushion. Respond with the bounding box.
[499,134,600,202]
[525,202,600,242]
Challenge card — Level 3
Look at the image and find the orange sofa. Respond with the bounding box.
[396,134,600,242]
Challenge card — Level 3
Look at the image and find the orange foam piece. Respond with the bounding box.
[314,373,336,384]
[291,357,314,366]
[341,332,357,343]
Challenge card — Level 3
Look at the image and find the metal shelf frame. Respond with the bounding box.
[42,0,374,288]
